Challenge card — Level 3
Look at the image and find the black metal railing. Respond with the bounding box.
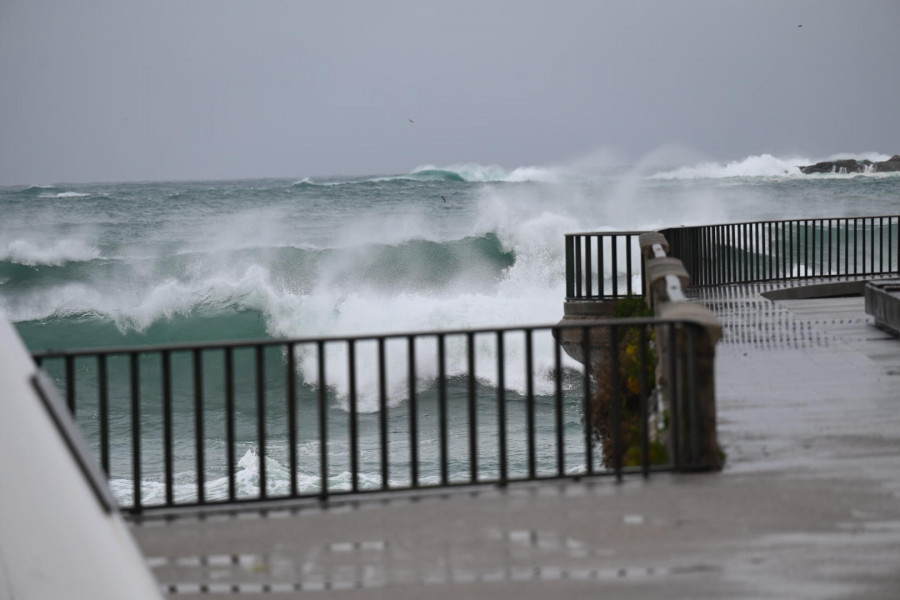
[33,319,709,513]
[660,216,900,287]
[565,232,645,301]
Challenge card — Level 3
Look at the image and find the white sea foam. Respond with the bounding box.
[649,151,896,180]
[107,449,403,505]
[52,191,91,198]
[648,154,809,179]
[1,237,100,266]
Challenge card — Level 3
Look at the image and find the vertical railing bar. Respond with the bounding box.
[287,343,299,498]
[741,223,747,281]
[626,235,634,295]
[730,224,737,283]
[721,225,727,283]
[870,217,875,274]
[834,218,839,274]
[783,221,788,279]
[719,226,726,284]
[98,354,110,476]
[731,225,737,283]
[162,350,173,507]
[598,235,606,298]
[437,334,449,486]
[789,221,795,279]
[879,217,885,273]
[741,223,753,282]
[818,219,824,277]
[828,219,833,275]
[467,331,478,483]
[225,347,236,502]
[565,235,574,299]
[407,337,418,488]
[525,329,536,480]
[611,235,619,297]
[65,355,75,414]
[701,226,708,285]
[585,235,593,298]
[758,222,764,280]
[856,217,862,274]
[862,217,868,274]
[843,218,849,276]
[736,223,741,282]
[348,340,359,493]
[256,345,267,500]
[574,236,583,299]
[496,332,508,485]
[317,340,329,500]
[581,326,593,475]
[378,337,389,490]
[554,327,565,478]
[888,217,900,273]
[193,349,205,505]
[773,221,785,280]
[130,352,141,512]
[805,219,810,277]
[750,223,756,281]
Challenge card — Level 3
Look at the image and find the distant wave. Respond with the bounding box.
[374,164,565,184]
[5,185,59,197]
[289,164,582,186]
[649,152,896,180]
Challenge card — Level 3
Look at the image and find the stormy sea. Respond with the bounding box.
[3,153,899,504]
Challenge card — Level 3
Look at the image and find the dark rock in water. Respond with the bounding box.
[877,155,900,172]
[799,155,900,174]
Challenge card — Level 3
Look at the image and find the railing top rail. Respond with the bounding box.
[32,317,704,360]
[659,214,899,230]
[565,230,650,237]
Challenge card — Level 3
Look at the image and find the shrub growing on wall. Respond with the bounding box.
[591,296,667,469]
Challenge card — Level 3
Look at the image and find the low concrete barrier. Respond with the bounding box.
[865,279,900,336]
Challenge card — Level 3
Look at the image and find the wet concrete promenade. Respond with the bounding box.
[132,279,900,599]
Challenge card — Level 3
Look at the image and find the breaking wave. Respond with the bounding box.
[649,152,897,180]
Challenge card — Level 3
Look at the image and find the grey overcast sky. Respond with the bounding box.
[1,1,898,185]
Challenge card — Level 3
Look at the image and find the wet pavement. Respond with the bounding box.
[132,280,900,599]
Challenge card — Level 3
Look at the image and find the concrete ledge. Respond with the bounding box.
[563,299,618,318]
[865,279,900,336]
[762,280,867,300]
[657,301,723,345]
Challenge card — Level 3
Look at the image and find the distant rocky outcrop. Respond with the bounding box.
[799,155,900,174]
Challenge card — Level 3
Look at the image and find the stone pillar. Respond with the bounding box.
[639,231,724,471]
[657,302,723,471]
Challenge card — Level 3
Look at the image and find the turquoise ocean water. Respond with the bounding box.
[3,154,899,504]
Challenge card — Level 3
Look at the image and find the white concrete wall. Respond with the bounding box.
[0,317,161,600]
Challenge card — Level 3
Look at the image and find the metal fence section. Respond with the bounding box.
[33,319,708,513]
[565,232,645,301]
[660,216,900,287]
